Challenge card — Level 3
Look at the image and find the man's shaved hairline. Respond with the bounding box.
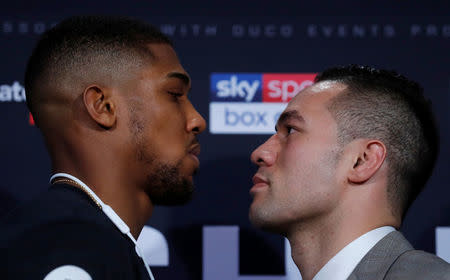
[325,81,422,219]
[34,44,157,105]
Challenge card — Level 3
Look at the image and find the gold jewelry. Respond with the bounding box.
[51,178,102,210]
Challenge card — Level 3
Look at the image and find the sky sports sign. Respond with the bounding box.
[209,73,316,134]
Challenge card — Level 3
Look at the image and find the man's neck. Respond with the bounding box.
[96,180,153,238]
[49,127,155,239]
[286,215,389,280]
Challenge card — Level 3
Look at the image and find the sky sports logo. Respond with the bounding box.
[209,73,316,134]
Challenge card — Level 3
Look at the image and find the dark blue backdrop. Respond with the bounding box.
[1,1,449,279]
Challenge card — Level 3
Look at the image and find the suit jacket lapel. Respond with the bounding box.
[347,231,414,280]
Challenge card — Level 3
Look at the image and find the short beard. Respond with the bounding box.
[129,106,195,206]
[144,162,195,205]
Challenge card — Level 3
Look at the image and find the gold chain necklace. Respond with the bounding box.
[52,178,102,210]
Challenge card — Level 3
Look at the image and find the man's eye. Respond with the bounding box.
[286,126,296,135]
[168,91,183,97]
[168,92,184,102]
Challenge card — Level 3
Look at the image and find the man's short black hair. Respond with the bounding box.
[315,65,439,219]
[24,15,172,123]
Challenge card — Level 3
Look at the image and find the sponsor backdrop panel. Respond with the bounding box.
[1,2,450,279]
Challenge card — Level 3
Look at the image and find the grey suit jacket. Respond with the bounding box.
[348,231,450,280]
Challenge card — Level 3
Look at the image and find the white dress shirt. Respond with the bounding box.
[312,226,396,280]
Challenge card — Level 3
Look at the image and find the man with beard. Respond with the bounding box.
[0,16,205,280]
[249,65,450,279]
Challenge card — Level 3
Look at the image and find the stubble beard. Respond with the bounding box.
[249,193,291,236]
[130,109,195,206]
[144,161,195,205]
[135,139,196,205]
[249,146,342,235]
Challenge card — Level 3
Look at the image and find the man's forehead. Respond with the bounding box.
[139,44,190,84]
[304,80,347,95]
[146,43,180,66]
[290,80,346,102]
[285,81,346,113]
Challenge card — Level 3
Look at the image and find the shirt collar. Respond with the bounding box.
[312,226,396,280]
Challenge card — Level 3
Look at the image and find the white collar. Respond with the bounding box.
[312,226,396,280]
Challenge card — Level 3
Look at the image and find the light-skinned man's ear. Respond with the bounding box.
[347,139,386,184]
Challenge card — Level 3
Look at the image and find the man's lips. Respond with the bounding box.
[188,143,201,166]
[189,143,201,157]
[250,174,269,193]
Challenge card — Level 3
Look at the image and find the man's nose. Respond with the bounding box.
[250,134,278,167]
[187,103,206,134]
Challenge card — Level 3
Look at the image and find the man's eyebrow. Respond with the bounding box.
[166,72,191,86]
[275,110,305,131]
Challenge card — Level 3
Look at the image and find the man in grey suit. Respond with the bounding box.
[249,65,450,280]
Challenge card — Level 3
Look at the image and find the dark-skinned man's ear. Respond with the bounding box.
[348,140,386,184]
[83,85,116,129]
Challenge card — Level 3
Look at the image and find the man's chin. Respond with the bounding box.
[148,178,195,206]
[249,208,288,235]
[144,161,196,205]
[249,207,269,228]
